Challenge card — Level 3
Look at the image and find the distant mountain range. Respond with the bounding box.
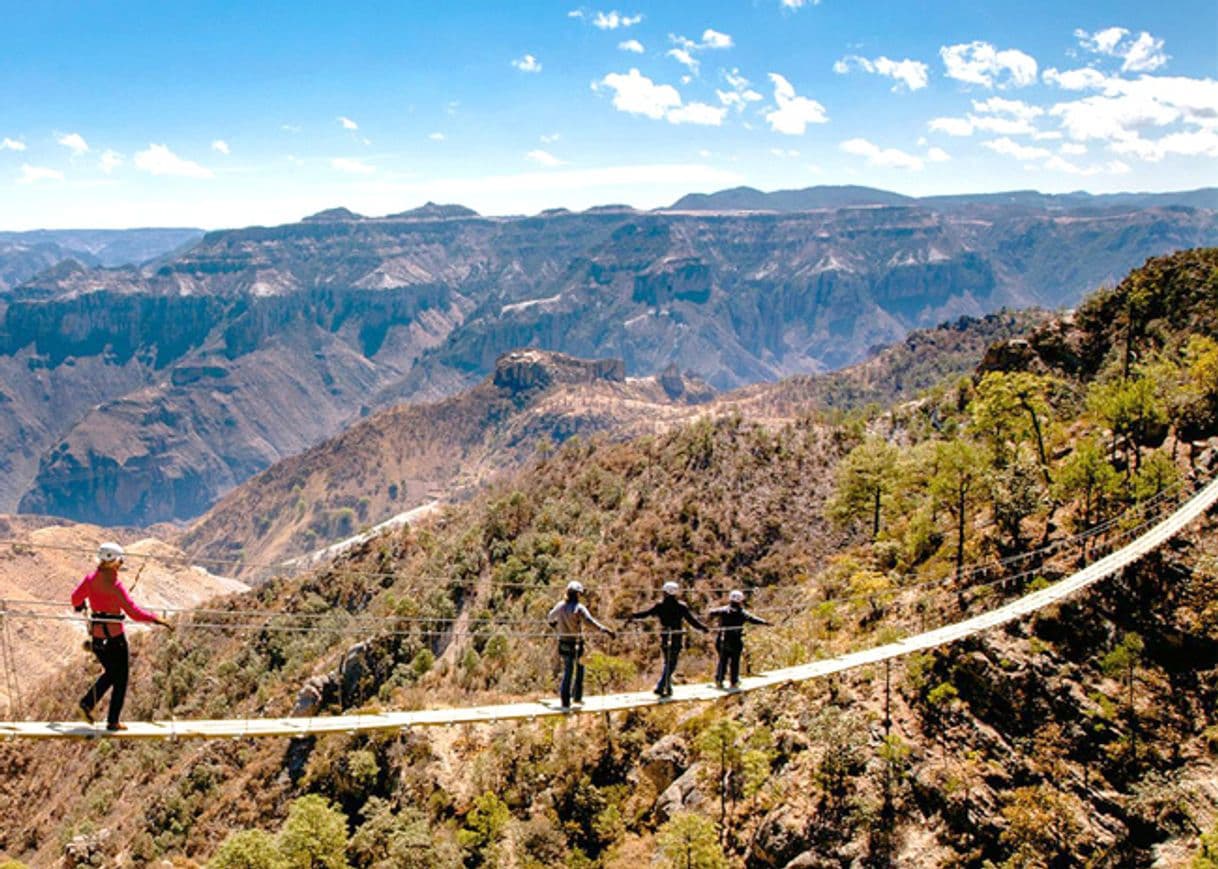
[668,184,1218,212]
[3,188,1217,526]
[0,227,202,292]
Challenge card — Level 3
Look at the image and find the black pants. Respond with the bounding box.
[558,638,584,707]
[715,640,743,686]
[81,634,129,726]
[656,635,684,695]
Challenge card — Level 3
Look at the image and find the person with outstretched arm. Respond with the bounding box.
[547,581,615,709]
[708,589,770,690]
[71,542,173,731]
[627,581,708,697]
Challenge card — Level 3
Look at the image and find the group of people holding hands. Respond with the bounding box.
[71,541,769,729]
[546,580,770,709]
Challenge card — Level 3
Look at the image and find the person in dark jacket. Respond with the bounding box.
[547,581,615,709]
[627,581,708,697]
[71,542,173,731]
[708,589,770,689]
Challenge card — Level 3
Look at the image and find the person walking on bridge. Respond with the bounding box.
[708,590,770,690]
[71,542,173,731]
[547,581,615,709]
[627,581,708,697]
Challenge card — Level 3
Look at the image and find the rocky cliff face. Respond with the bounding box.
[5,201,1218,526]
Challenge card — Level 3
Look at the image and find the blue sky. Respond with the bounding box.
[1,0,1215,229]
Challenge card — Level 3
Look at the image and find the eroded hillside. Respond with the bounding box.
[0,250,1215,867]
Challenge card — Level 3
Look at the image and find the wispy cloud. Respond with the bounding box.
[338,116,359,131]
[717,68,763,112]
[282,124,303,134]
[527,149,565,166]
[840,138,924,170]
[17,164,65,184]
[834,55,929,92]
[512,54,542,73]
[666,29,735,75]
[780,0,820,7]
[428,132,446,141]
[940,41,1037,89]
[764,73,828,134]
[212,139,231,155]
[134,144,213,178]
[541,133,561,143]
[927,146,951,162]
[666,102,727,126]
[701,29,733,49]
[331,157,375,174]
[593,10,642,29]
[618,39,644,54]
[57,132,89,155]
[982,137,1051,161]
[1075,27,1168,72]
[99,149,122,174]
[1,137,26,152]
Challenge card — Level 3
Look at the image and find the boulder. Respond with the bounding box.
[637,733,689,794]
[654,762,705,823]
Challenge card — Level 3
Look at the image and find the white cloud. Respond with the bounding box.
[927,146,951,162]
[57,132,89,155]
[666,102,727,126]
[331,157,375,175]
[17,164,64,184]
[1047,75,1218,154]
[667,48,699,74]
[1121,32,1169,73]
[1060,142,1088,156]
[769,148,800,158]
[717,68,763,112]
[134,144,213,178]
[619,39,644,53]
[99,149,123,174]
[1043,67,1110,91]
[596,69,681,119]
[428,132,446,141]
[541,133,561,143]
[1075,27,1169,73]
[1076,26,1128,55]
[834,55,929,92]
[512,54,542,73]
[338,116,359,131]
[701,29,733,49]
[982,137,1051,161]
[971,96,1044,121]
[929,116,975,136]
[698,148,712,158]
[840,138,924,170]
[940,41,1037,89]
[1043,154,1132,175]
[282,124,303,133]
[593,10,642,29]
[568,9,584,19]
[527,149,565,166]
[1109,128,1218,162]
[780,0,820,7]
[764,73,828,134]
[211,139,230,155]
[1,137,26,152]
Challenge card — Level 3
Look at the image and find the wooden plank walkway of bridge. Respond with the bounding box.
[3,476,1215,741]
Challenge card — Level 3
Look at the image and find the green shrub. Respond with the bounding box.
[277,795,350,869]
[210,829,284,869]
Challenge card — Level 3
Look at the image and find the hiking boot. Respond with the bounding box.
[77,702,94,724]
[106,722,128,732]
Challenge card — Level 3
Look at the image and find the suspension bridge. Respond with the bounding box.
[0,475,1215,740]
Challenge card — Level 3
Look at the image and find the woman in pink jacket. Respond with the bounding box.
[71,542,172,731]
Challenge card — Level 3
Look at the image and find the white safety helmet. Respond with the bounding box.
[728,590,745,604]
[566,580,584,594]
[97,541,124,565]
[662,581,679,595]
